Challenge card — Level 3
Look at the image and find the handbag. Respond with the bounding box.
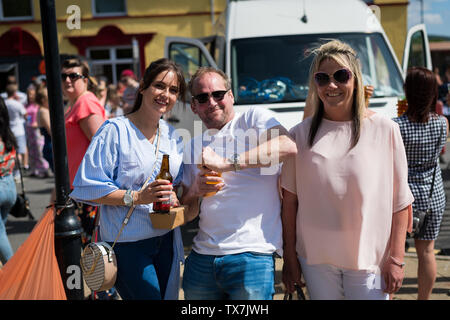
[283,284,307,300]
[409,120,444,239]
[9,156,34,219]
[80,126,161,292]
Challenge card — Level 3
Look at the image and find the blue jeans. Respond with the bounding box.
[110,231,173,300]
[182,250,275,300]
[0,174,16,264]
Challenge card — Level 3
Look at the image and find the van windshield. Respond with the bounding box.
[231,33,404,105]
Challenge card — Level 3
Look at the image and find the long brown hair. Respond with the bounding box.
[306,40,365,148]
[404,67,438,123]
[129,58,186,114]
[0,97,17,152]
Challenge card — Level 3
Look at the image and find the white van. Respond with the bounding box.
[164,0,431,133]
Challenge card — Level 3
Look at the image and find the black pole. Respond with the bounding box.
[39,0,84,300]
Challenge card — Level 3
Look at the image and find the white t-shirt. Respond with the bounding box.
[5,98,26,137]
[182,107,283,256]
[1,91,27,106]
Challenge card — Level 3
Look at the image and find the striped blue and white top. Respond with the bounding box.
[70,116,184,243]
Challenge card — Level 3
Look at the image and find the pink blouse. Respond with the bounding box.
[65,91,106,188]
[281,113,413,271]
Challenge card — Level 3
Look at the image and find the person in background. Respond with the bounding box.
[95,76,108,107]
[70,58,187,300]
[25,85,49,178]
[4,84,28,181]
[1,75,27,106]
[104,84,124,118]
[181,67,297,300]
[120,69,139,114]
[438,66,450,116]
[36,87,53,174]
[434,67,443,87]
[281,40,413,300]
[0,97,17,265]
[61,58,107,244]
[393,67,448,300]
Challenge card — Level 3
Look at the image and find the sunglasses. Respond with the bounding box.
[61,72,86,81]
[193,90,229,104]
[314,69,352,87]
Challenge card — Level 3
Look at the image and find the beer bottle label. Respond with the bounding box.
[153,183,172,212]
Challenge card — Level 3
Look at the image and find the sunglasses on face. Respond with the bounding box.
[61,72,86,81]
[314,68,352,87]
[193,90,229,104]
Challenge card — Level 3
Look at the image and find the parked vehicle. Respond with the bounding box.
[165,0,431,133]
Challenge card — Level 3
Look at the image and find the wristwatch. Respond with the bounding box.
[390,256,405,268]
[229,153,241,172]
[123,189,134,207]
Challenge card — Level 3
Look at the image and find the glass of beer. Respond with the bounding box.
[204,172,222,198]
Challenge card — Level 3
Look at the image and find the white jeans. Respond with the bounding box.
[299,256,389,300]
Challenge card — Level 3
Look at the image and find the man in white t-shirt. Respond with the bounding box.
[181,67,297,300]
[4,84,27,179]
[1,75,27,106]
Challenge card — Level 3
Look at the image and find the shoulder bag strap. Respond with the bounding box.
[427,118,445,208]
[109,124,162,250]
[14,152,26,195]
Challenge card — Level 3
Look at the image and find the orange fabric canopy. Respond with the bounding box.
[0,207,67,300]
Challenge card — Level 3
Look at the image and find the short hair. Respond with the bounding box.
[61,58,98,92]
[5,84,17,97]
[188,67,231,96]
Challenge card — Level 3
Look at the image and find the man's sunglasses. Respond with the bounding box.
[314,68,352,87]
[61,72,86,81]
[193,90,229,104]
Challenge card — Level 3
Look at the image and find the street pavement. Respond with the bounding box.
[3,142,450,300]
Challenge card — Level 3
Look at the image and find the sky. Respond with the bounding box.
[407,0,450,38]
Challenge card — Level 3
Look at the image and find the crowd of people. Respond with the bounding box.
[0,39,449,301]
[0,69,137,183]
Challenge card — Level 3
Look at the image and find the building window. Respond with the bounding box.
[0,0,33,20]
[87,46,134,84]
[92,0,126,17]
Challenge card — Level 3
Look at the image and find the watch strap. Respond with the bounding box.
[231,153,241,171]
[390,256,405,268]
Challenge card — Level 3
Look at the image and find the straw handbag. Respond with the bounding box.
[80,126,161,292]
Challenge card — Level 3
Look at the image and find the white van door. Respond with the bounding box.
[164,37,218,80]
[402,24,432,74]
[164,37,218,135]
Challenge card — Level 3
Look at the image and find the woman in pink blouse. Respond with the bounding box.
[62,58,106,188]
[281,40,413,300]
[62,58,106,244]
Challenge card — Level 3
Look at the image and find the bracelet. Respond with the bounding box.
[389,255,405,268]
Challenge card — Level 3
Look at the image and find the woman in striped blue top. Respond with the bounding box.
[70,58,186,300]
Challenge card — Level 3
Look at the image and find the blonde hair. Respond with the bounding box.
[306,40,365,148]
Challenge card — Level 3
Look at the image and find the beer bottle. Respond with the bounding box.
[152,154,173,214]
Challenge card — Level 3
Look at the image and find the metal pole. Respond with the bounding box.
[39,0,84,300]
